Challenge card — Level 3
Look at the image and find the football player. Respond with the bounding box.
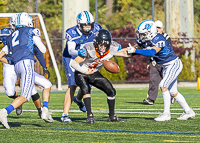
[71,29,129,123]
[127,20,195,121]
[3,14,53,122]
[0,12,52,129]
[61,11,102,122]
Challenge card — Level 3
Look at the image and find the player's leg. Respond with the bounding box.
[75,71,94,123]
[144,63,162,105]
[89,71,125,122]
[3,64,22,115]
[155,58,184,121]
[34,72,54,122]
[0,60,35,129]
[169,79,195,120]
[31,85,42,118]
[61,57,85,122]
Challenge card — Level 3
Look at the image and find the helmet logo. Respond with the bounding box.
[77,13,82,20]
[143,24,152,30]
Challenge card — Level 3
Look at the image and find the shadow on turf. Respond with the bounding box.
[126,101,162,105]
[0,122,45,129]
[53,117,86,122]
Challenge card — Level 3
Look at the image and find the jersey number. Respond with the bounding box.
[12,31,19,47]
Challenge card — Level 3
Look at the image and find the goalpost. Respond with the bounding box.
[0,13,62,90]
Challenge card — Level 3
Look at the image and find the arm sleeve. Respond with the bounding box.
[33,36,46,53]
[71,60,88,74]
[135,49,157,57]
[34,46,47,69]
[68,41,78,56]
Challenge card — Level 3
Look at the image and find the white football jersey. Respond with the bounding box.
[81,41,120,72]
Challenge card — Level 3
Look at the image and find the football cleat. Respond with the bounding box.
[86,114,95,123]
[0,109,10,129]
[41,107,54,123]
[143,98,154,105]
[16,104,23,116]
[61,113,72,123]
[74,96,86,112]
[107,116,125,122]
[177,109,195,120]
[154,112,171,121]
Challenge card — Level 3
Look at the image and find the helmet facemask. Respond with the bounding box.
[93,29,112,57]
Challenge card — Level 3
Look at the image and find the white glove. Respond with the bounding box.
[127,43,136,54]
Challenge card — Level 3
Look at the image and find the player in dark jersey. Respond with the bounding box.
[71,29,129,123]
[143,20,174,105]
[61,11,102,122]
[128,20,195,121]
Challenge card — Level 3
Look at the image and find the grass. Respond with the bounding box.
[0,87,200,143]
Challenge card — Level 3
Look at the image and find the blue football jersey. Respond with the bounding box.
[6,27,41,64]
[63,23,102,58]
[150,34,177,64]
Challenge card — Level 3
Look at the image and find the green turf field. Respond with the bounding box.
[0,87,200,143]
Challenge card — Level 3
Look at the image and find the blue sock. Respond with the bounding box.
[43,101,49,108]
[5,104,15,114]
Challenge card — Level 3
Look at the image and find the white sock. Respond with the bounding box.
[62,113,68,116]
[174,92,191,112]
[162,90,171,113]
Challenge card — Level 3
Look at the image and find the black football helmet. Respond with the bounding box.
[94,29,112,56]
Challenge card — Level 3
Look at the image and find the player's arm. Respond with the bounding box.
[114,48,131,57]
[34,46,50,78]
[0,45,8,63]
[32,28,46,53]
[71,56,94,75]
[67,41,79,56]
[127,43,161,56]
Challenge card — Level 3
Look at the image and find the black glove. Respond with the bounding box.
[8,60,14,65]
[43,67,50,79]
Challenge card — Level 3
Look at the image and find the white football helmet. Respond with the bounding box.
[10,14,18,31]
[15,12,33,28]
[76,11,94,35]
[137,20,157,42]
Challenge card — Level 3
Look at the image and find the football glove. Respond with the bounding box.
[127,43,136,54]
[43,67,50,79]
[78,48,86,57]
[8,60,14,65]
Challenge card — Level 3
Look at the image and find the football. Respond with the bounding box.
[102,60,120,73]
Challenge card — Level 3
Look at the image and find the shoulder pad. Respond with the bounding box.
[32,28,41,37]
[110,41,119,55]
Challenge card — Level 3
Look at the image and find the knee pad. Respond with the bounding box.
[8,92,17,99]
[31,93,40,101]
[107,88,116,97]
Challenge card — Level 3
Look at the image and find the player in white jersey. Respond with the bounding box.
[0,12,52,129]
[127,20,195,121]
[71,29,129,123]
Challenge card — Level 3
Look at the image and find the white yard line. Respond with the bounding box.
[21,108,200,115]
